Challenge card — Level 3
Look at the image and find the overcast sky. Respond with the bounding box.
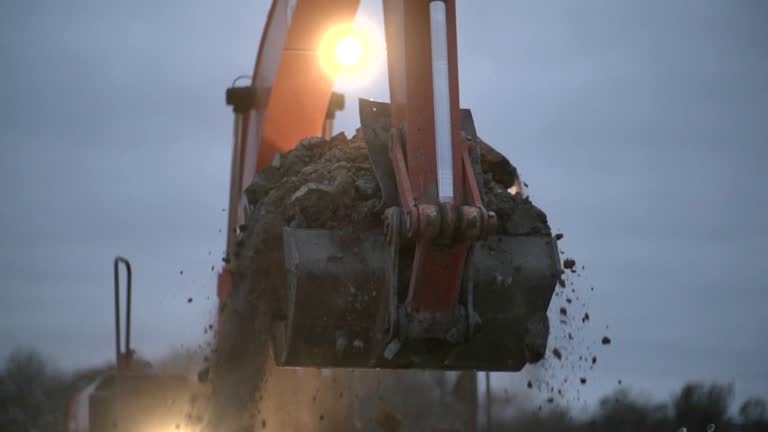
[1,0,766,411]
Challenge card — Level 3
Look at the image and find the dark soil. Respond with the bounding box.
[242,131,550,245]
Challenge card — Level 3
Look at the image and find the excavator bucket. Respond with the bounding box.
[268,100,561,371]
[272,228,387,367]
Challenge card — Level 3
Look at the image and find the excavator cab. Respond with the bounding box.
[218,0,562,373]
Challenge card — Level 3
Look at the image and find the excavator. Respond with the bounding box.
[67,258,196,432]
[56,1,559,430]
[69,2,560,430]
[215,0,560,374]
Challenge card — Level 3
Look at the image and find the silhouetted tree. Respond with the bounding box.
[739,397,768,432]
[592,388,672,432]
[497,405,573,432]
[0,348,113,432]
[673,382,733,432]
[0,348,64,432]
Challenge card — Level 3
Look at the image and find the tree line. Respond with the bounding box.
[491,383,767,432]
[1,348,766,432]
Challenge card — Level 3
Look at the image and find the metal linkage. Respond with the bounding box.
[385,130,496,245]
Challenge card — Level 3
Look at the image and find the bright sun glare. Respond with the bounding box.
[318,21,382,87]
[335,36,364,67]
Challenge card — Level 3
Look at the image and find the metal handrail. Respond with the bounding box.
[113,257,132,366]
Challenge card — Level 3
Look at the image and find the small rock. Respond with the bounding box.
[289,182,338,227]
[582,312,590,323]
[580,377,587,385]
[592,355,597,365]
[559,307,567,317]
[601,336,612,345]
[354,176,380,199]
[563,258,576,270]
[527,380,533,389]
[555,233,564,241]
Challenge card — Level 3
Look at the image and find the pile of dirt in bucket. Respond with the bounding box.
[242,131,550,246]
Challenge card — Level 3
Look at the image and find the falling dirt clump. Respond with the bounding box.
[601,336,612,345]
[563,258,576,269]
[197,366,209,383]
[552,348,563,361]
